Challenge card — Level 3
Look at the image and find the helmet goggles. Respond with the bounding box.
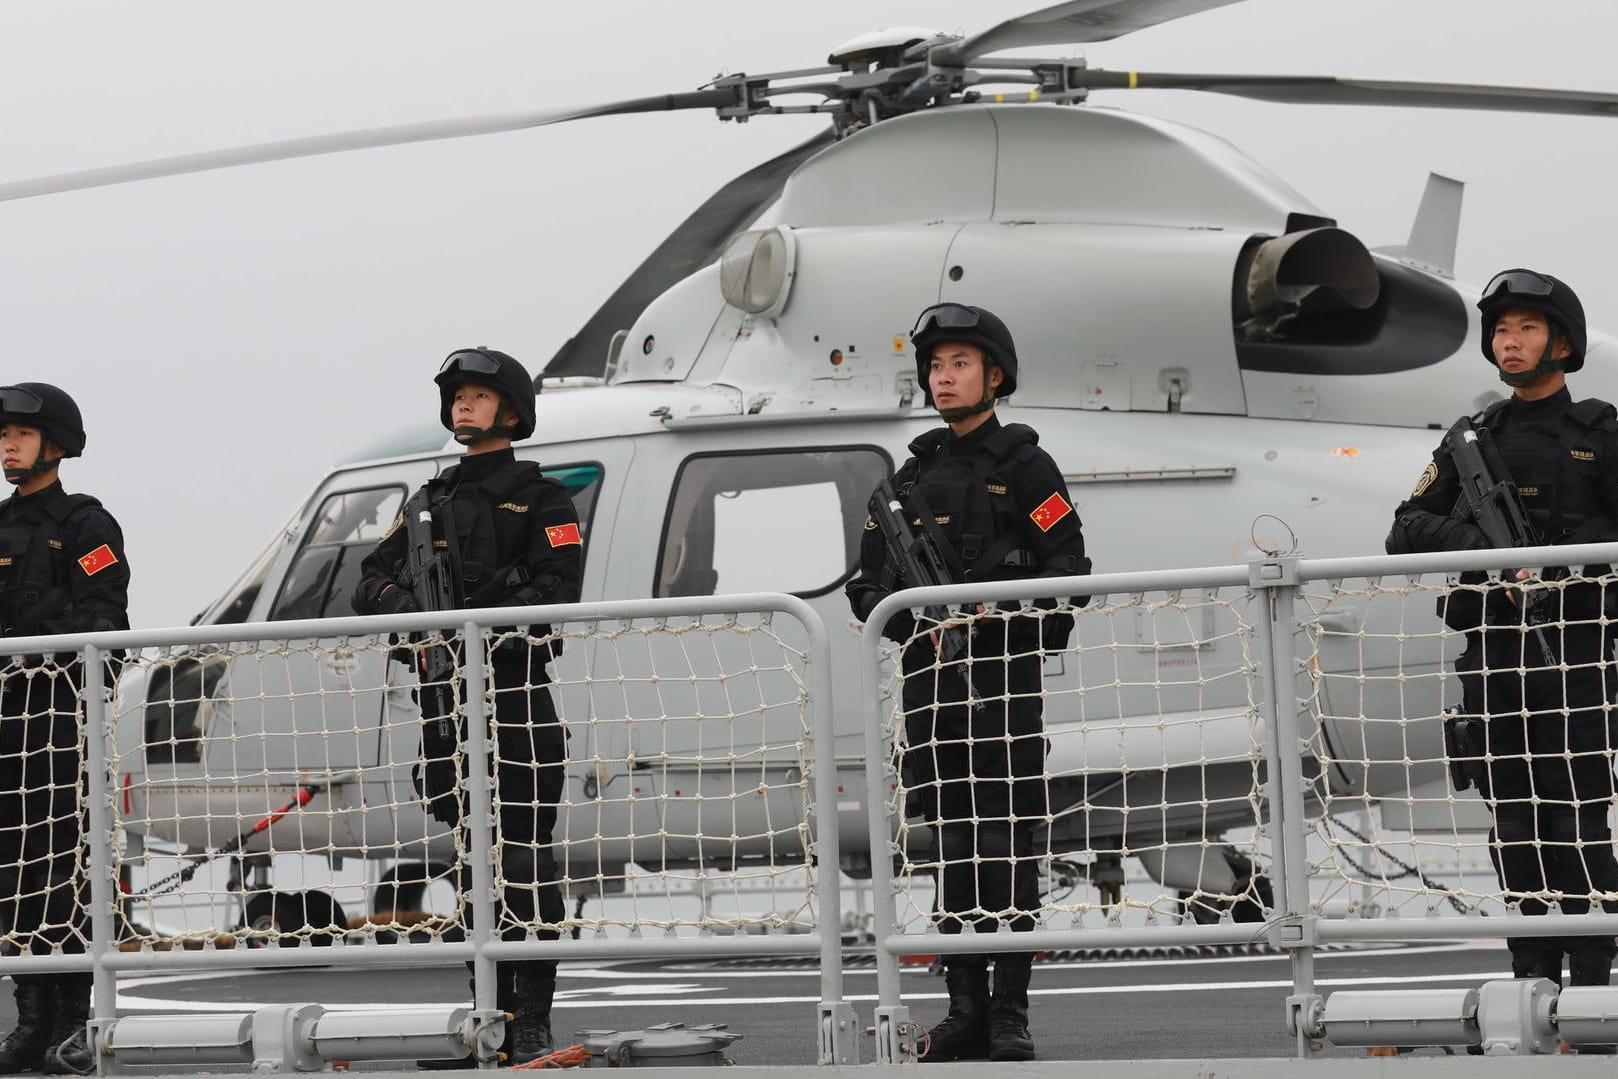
[0,388,44,416]
[1481,270,1557,303]
[439,349,504,378]
[912,302,982,339]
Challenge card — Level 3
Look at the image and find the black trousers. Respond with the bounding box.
[0,666,86,957]
[482,657,567,985]
[900,638,1048,940]
[1460,652,1618,974]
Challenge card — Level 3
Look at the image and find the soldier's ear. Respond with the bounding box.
[988,364,1004,390]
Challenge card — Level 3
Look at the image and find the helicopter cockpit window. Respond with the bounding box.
[267,464,605,623]
[656,447,889,599]
[269,486,407,622]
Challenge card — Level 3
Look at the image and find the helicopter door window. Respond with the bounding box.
[656,447,889,599]
[268,486,406,622]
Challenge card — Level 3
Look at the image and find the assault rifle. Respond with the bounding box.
[399,495,464,824]
[867,477,968,661]
[1444,418,1556,665]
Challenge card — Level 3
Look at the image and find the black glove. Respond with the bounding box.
[375,584,421,616]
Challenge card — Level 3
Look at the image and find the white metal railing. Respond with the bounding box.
[860,542,1618,1061]
[0,593,850,1071]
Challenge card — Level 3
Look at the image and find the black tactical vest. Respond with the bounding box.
[899,423,1040,581]
[1479,397,1618,543]
[420,459,556,606]
[0,493,101,634]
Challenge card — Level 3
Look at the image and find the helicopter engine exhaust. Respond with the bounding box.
[1235,227,1381,342]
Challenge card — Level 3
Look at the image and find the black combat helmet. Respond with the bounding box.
[910,303,1019,406]
[0,382,86,457]
[434,347,537,442]
[1476,268,1587,374]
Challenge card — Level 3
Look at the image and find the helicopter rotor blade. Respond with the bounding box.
[1079,69,1618,116]
[0,90,737,203]
[936,0,1243,66]
[545,128,836,379]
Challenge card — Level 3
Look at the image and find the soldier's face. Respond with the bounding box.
[0,424,46,473]
[927,343,1002,409]
[1492,305,1570,374]
[451,382,505,436]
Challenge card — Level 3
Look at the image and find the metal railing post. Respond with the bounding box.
[459,622,502,1068]
[859,620,912,1064]
[802,611,856,1065]
[81,644,117,1075]
[1249,558,1321,1055]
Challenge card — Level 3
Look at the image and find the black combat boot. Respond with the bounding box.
[0,978,53,1074]
[40,976,91,1076]
[988,953,1036,1062]
[505,967,556,1066]
[921,961,989,1062]
[1568,950,1616,1055]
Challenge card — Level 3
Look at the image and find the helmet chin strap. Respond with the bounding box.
[4,447,58,485]
[452,420,519,445]
[937,387,998,424]
[1498,339,1565,388]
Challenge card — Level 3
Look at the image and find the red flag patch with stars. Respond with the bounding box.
[78,544,118,576]
[1029,492,1073,533]
[545,523,582,548]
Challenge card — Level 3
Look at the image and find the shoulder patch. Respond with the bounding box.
[77,544,118,577]
[863,516,876,531]
[1410,462,1438,498]
[380,511,403,541]
[1029,492,1073,533]
[545,523,582,548]
[497,502,529,513]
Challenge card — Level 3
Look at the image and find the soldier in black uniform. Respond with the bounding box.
[1387,270,1618,1017]
[0,384,129,1076]
[355,349,582,1066]
[847,304,1090,1063]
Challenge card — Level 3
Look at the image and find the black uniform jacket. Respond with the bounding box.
[1388,387,1618,639]
[354,448,583,633]
[846,415,1090,656]
[0,479,130,641]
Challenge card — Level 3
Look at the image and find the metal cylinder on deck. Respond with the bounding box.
[1319,988,1479,1048]
[103,1013,253,1065]
[1554,986,1618,1047]
[310,1005,483,1062]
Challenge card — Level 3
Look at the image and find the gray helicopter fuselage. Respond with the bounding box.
[114,103,1618,879]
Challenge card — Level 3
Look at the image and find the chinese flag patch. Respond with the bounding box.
[545,523,582,548]
[78,544,118,576]
[1028,492,1073,533]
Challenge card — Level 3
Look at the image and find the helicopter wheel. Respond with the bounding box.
[372,862,457,918]
[1178,875,1274,925]
[242,890,347,947]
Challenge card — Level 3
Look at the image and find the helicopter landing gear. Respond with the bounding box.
[371,862,457,919]
[241,890,348,947]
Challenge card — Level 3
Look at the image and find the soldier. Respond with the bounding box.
[847,304,1090,1062]
[0,384,129,1076]
[1387,270,1618,1026]
[354,349,582,1066]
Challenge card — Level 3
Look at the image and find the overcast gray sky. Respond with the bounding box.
[3,0,1615,627]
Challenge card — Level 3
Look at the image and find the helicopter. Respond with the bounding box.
[6,0,1618,935]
